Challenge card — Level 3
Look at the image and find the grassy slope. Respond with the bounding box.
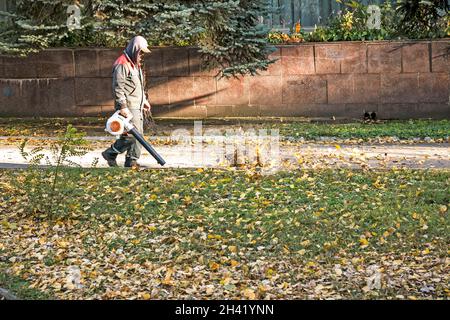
[0,168,448,299]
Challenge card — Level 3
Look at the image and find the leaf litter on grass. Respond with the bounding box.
[0,168,448,299]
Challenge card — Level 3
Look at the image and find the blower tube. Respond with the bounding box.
[128,127,166,166]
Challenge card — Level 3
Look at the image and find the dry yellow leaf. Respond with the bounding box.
[242,288,256,300]
[209,262,220,271]
[300,240,311,247]
[183,196,192,205]
[228,246,237,253]
[142,293,151,300]
[57,240,69,248]
[359,238,369,247]
[162,268,174,285]
[220,277,231,286]
[258,284,268,292]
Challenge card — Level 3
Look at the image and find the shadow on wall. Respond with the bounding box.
[1,41,449,119]
[0,46,229,117]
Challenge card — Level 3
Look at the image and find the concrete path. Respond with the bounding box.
[0,136,448,170]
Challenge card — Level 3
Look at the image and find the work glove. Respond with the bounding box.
[119,107,132,118]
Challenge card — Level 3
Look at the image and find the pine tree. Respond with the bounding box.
[0,0,276,77]
[197,0,277,77]
[0,0,69,55]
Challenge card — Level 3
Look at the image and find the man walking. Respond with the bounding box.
[102,35,152,169]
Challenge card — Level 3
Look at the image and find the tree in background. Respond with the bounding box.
[396,0,449,38]
[0,0,276,77]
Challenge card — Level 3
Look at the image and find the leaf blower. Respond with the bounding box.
[105,110,166,166]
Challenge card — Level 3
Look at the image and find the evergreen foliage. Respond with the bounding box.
[396,0,449,39]
[0,0,276,77]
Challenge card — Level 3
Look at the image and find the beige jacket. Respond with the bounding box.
[112,53,149,111]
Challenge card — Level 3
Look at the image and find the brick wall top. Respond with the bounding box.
[0,39,448,79]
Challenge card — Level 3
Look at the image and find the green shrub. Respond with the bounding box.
[299,0,448,43]
[396,0,449,39]
[304,0,396,42]
[17,125,95,219]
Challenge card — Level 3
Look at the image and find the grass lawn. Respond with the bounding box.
[0,168,448,299]
[273,119,450,140]
[0,272,52,300]
[0,118,449,141]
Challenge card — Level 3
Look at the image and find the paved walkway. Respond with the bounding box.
[0,136,448,170]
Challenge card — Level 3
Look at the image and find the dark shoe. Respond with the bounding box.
[124,158,140,169]
[102,150,118,167]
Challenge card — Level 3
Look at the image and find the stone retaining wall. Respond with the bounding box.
[0,40,448,119]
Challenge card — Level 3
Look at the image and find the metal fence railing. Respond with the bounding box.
[0,0,15,12]
[264,0,390,32]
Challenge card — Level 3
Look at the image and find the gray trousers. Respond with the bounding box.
[111,108,144,160]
